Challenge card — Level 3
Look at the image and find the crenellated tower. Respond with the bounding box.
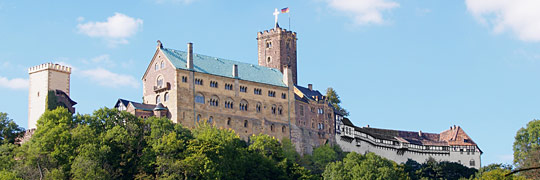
[28,63,72,129]
[257,24,298,85]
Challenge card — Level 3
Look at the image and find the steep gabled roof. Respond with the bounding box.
[295,85,324,101]
[114,99,156,111]
[160,47,287,87]
[342,118,354,126]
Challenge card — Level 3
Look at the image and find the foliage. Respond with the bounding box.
[403,158,477,180]
[472,164,527,180]
[326,88,349,116]
[0,112,24,144]
[323,152,409,180]
[513,119,540,178]
[3,107,523,180]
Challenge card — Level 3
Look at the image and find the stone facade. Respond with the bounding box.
[28,63,71,129]
[141,43,295,141]
[291,85,336,154]
[257,25,298,85]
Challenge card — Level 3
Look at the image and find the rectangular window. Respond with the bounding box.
[240,86,247,92]
[299,105,304,116]
[195,95,204,104]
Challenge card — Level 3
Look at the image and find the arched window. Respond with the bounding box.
[278,106,283,115]
[225,98,234,109]
[267,57,271,63]
[156,95,161,104]
[244,120,248,128]
[256,103,262,113]
[156,75,163,87]
[155,63,158,70]
[271,105,277,114]
[195,93,205,104]
[227,117,231,125]
[164,92,169,102]
[239,99,248,111]
[210,95,219,107]
[208,116,213,124]
[282,126,286,133]
[197,114,201,123]
[160,61,165,69]
[271,124,275,132]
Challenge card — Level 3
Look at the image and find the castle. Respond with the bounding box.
[25,22,481,169]
[115,24,336,154]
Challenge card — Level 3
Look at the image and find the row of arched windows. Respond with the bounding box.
[195,93,283,115]
[195,114,288,133]
[155,61,165,71]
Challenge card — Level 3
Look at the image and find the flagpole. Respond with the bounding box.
[288,11,291,30]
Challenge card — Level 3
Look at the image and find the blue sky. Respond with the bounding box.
[1,0,540,166]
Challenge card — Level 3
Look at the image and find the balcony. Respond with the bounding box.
[154,83,170,92]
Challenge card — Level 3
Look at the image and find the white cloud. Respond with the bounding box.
[77,13,143,46]
[90,54,115,67]
[466,0,540,42]
[325,0,399,25]
[76,16,84,22]
[80,68,139,88]
[0,76,29,90]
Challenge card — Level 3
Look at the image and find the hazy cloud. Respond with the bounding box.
[80,68,138,88]
[155,0,195,4]
[0,76,29,90]
[77,13,143,46]
[325,0,399,25]
[466,0,540,42]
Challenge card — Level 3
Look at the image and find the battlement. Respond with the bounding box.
[257,26,297,38]
[28,62,72,74]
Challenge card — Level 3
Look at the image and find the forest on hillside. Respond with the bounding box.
[0,107,536,180]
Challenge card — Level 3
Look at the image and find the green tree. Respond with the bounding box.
[22,107,76,179]
[310,144,338,175]
[0,112,24,144]
[323,152,409,180]
[472,164,527,180]
[326,88,349,116]
[513,119,540,178]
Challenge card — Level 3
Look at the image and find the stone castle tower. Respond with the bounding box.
[257,24,298,85]
[28,63,71,129]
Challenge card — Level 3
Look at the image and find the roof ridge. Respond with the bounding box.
[162,47,281,72]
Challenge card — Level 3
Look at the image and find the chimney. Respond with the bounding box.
[308,84,313,91]
[366,125,370,128]
[232,64,238,78]
[187,43,193,70]
[282,65,292,87]
[418,130,422,137]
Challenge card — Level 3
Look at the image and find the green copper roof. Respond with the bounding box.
[161,47,287,87]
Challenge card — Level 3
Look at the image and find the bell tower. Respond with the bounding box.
[257,24,298,85]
